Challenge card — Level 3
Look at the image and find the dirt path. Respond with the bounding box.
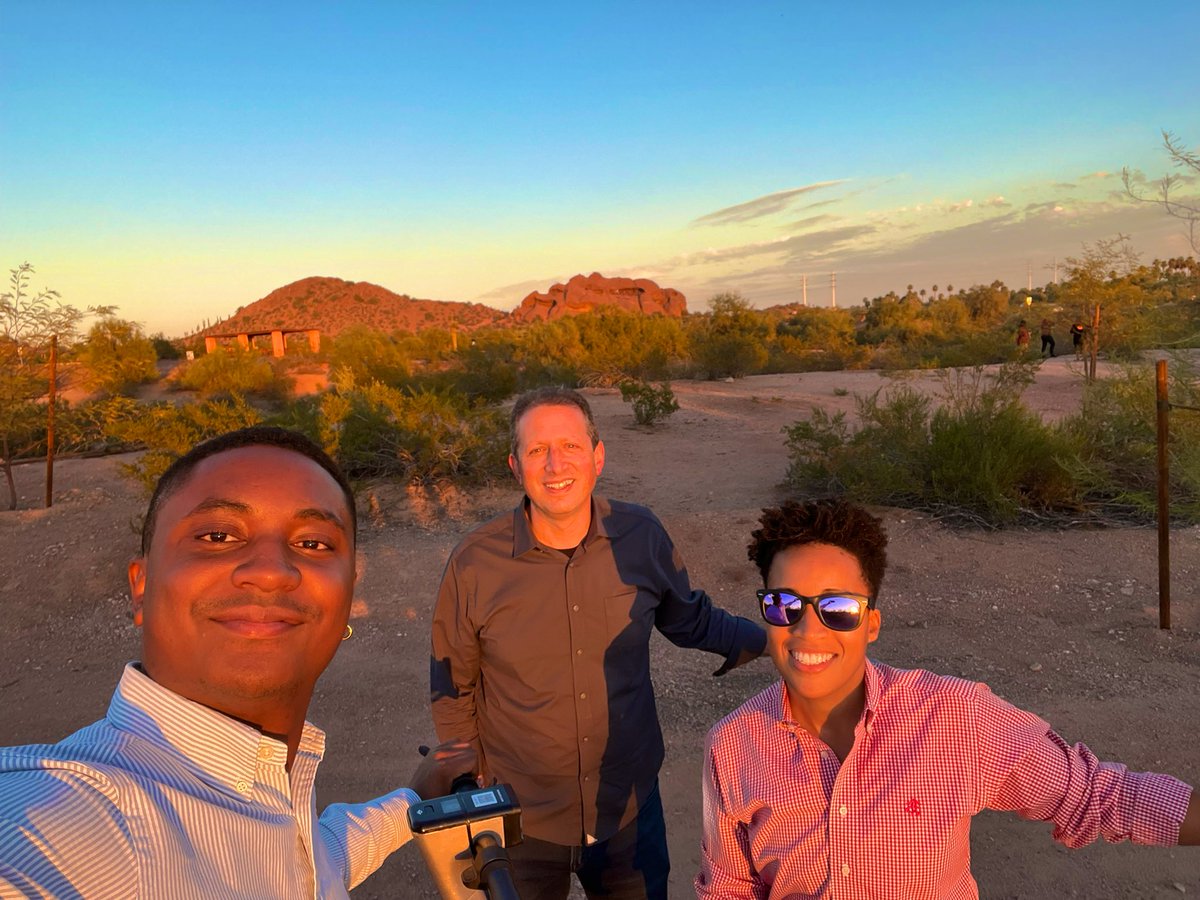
[1,361,1196,898]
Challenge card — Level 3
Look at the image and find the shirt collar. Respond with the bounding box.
[511,494,613,557]
[771,658,882,729]
[107,663,326,799]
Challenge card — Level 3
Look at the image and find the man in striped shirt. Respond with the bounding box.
[696,498,1198,899]
[0,426,475,898]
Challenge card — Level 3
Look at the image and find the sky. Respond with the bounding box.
[3,1,1199,337]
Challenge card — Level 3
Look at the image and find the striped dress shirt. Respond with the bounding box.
[0,664,418,898]
[696,660,1193,899]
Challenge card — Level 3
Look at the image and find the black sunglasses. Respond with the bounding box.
[756,589,873,631]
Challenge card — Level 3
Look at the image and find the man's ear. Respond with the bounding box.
[507,454,520,482]
[128,557,147,627]
[866,608,881,645]
[593,440,606,477]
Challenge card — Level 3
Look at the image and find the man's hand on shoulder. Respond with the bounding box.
[408,741,478,800]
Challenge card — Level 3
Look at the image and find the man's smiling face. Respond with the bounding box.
[128,445,357,726]
[508,403,605,542]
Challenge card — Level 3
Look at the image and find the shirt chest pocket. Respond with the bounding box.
[603,588,655,650]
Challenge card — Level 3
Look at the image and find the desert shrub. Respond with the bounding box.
[326,325,409,385]
[619,380,679,426]
[784,365,1085,524]
[54,395,146,455]
[175,348,291,402]
[1061,358,1200,520]
[76,316,159,396]
[689,293,771,379]
[519,309,689,385]
[318,373,508,483]
[106,395,263,491]
[150,333,182,360]
[427,338,522,404]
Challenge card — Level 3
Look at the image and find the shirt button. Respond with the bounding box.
[257,746,273,761]
[572,604,580,611]
[235,780,251,794]
[839,805,847,817]
[579,692,587,699]
[583,736,590,743]
[841,863,850,876]
[576,649,583,655]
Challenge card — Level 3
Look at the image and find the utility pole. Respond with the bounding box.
[802,274,808,307]
[830,273,837,308]
[1027,261,1033,292]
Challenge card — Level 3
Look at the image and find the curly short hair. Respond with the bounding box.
[747,498,888,599]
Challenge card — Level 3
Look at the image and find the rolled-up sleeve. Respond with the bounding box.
[649,518,766,672]
[977,687,1192,847]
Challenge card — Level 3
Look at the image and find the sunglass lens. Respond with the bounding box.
[818,595,864,631]
[761,592,796,627]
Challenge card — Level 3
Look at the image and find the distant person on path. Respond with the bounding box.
[696,499,1197,899]
[1040,318,1056,357]
[1071,321,1087,357]
[0,426,475,898]
[1016,320,1030,350]
[431,386,766,900]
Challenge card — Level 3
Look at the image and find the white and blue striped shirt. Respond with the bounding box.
[0,664,418,898]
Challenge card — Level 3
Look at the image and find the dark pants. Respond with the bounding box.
[505,782,670,900]
[1041,334,1055,356]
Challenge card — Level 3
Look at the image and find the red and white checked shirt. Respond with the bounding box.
[696,660,1192,899]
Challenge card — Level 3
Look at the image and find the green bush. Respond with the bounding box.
[619,380,680,426]
[326,325,410,385]
[76,316,159,396]
[175,348,291,401]
[105,395,263,491]
[784,365,1085,524]
[1061,358,1200,520]
[318,373,508,483]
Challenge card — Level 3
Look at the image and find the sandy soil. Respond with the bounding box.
[1,356,1197,898]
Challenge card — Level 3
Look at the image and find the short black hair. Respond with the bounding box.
[140,426,356,555]
[509,386,600,456]
[747,498,888,599]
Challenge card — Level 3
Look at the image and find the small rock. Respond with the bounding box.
[1029,662,1043,671]
[1173,883,1186,894]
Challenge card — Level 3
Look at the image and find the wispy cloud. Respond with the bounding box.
[666,224,877,268]
[780,213,840,232]
[981,196,1010,208]
[946,199,974,213]
[1080,171,1113,180]
[691,180,848,226]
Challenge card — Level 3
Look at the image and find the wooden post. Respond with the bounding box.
[45,335,57,509]
[1156,359,1171,630]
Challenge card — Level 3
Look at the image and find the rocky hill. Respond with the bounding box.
[192,277,509,340]
[188,273,688,341]
[511,272,687,323]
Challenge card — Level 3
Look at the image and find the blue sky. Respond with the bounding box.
[2,1,1198,335]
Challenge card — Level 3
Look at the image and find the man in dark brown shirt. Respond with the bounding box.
[430,387,765,899]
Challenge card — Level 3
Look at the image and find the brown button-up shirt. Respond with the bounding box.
[430,495,766,845]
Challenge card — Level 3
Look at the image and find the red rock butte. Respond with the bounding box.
[511,273,688,324]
